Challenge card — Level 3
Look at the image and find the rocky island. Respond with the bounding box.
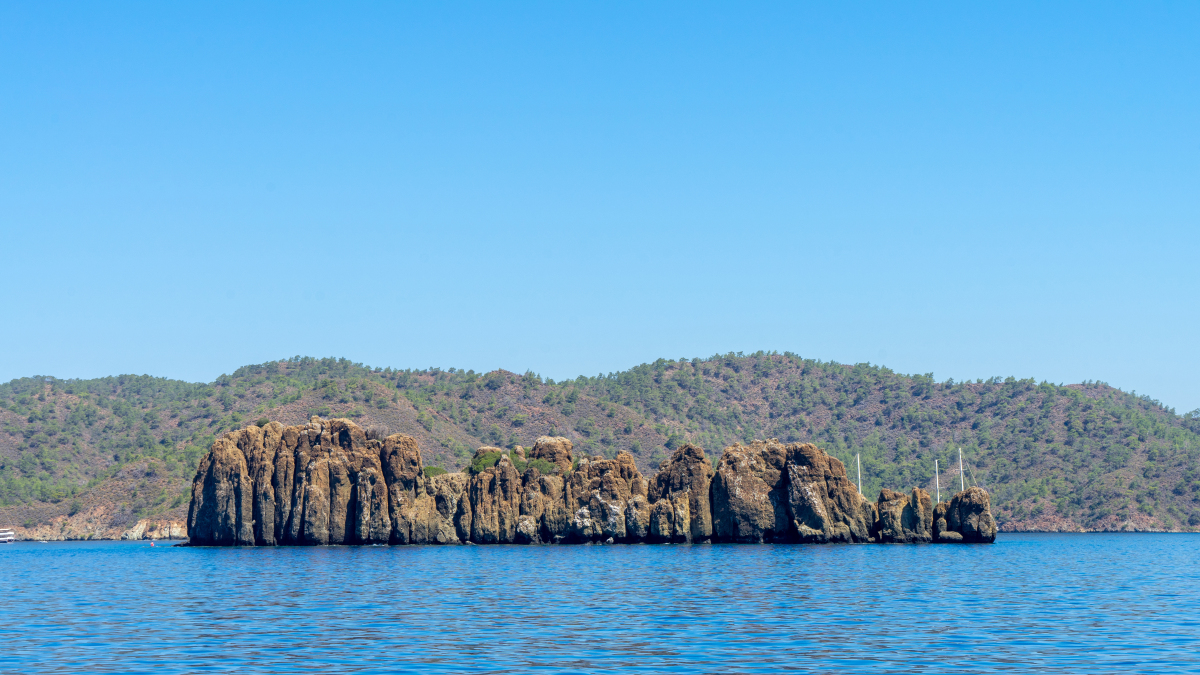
[187,417,997,546]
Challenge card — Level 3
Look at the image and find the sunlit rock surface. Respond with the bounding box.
[187,419,997,546]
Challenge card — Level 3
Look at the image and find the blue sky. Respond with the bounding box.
[1,2,1197,412]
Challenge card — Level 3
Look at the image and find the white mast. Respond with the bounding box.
[856,453,862,495]
[959,447,964,492]
[935,459,940,504]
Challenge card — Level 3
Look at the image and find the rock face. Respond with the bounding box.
[564,451,649,543]
[465,449,523,544]
[711,440,791,543]
[711,440,877,543]
[783,442,876,543]
[875,488,932,543]
[189,416,393,546]
[937,486,998,543]
[188,421,998,546]
[187,434,254,546]
[649,444,713,543]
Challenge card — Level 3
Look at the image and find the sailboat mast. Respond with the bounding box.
[959,447,964,492]
[856,453,862,495]
[935,459,940,504]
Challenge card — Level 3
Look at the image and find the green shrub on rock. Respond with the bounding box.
[469,450,505,474]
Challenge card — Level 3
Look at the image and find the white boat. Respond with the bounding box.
[0,529,15,544]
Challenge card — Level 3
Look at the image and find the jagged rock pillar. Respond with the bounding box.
[648,444,713,543]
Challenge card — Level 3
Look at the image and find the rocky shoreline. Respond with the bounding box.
[186,417,997,546]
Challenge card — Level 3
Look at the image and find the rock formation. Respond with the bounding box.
[875,488,933,543]
[712,440,790,543]
[563,450,649,543]
[710,440,879,543]
[648,444,713,543]
[187,419,998,547]
[933,486,997,543]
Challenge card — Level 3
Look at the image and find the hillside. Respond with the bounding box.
[2,353,1199,537]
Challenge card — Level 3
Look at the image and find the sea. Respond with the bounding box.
[2,533,1197,674]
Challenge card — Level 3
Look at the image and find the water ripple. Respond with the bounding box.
[2,534,1198,674]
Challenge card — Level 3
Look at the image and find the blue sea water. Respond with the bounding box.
[2,534,1198,674]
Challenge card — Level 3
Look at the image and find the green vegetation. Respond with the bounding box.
[423,466,447,479]
[2,353,1198,531]
[511,457,559,477]
[468,449,505,474]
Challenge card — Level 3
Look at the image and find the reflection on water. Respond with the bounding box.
[2,534,1198,673]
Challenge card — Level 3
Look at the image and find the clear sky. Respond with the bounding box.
[1,2,1197,412]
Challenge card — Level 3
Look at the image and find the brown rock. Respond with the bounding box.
[188,417,394,545]
[647,496,689,543]
[519,468,570,543]
[283,419,323,543]
[381,433,424,544]
[322,419,366,545]
[932,502,950,541]
[272,424,299,542]
[187,435,255,545]
[466,449,522,544]
[286,418,376,545]
[516,514,540,544]
[932,500,964,543]
[910,487,933,542]
[298,442,332,545]
[625,494,651,541]
[784,443,873,543]
[529,436,574,475]
[712,441,789,543]
[875,488,932,543]
[564,452,648,542]
[650,444,713,543]
[187,417,990,550]
[415,471,470,544]
[231,424,279,546]
[351,439,392,544]
[944,486,997,543]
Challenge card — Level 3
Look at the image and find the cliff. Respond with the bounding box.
[187,417,997,546]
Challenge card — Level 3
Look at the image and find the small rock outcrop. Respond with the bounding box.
[187,420,998,547]
[529,436,574,475]
[875,488,932,543]
[934,486,997,543]
[120,520,187,540]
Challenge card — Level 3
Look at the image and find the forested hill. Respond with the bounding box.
[2,353,1199,537]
